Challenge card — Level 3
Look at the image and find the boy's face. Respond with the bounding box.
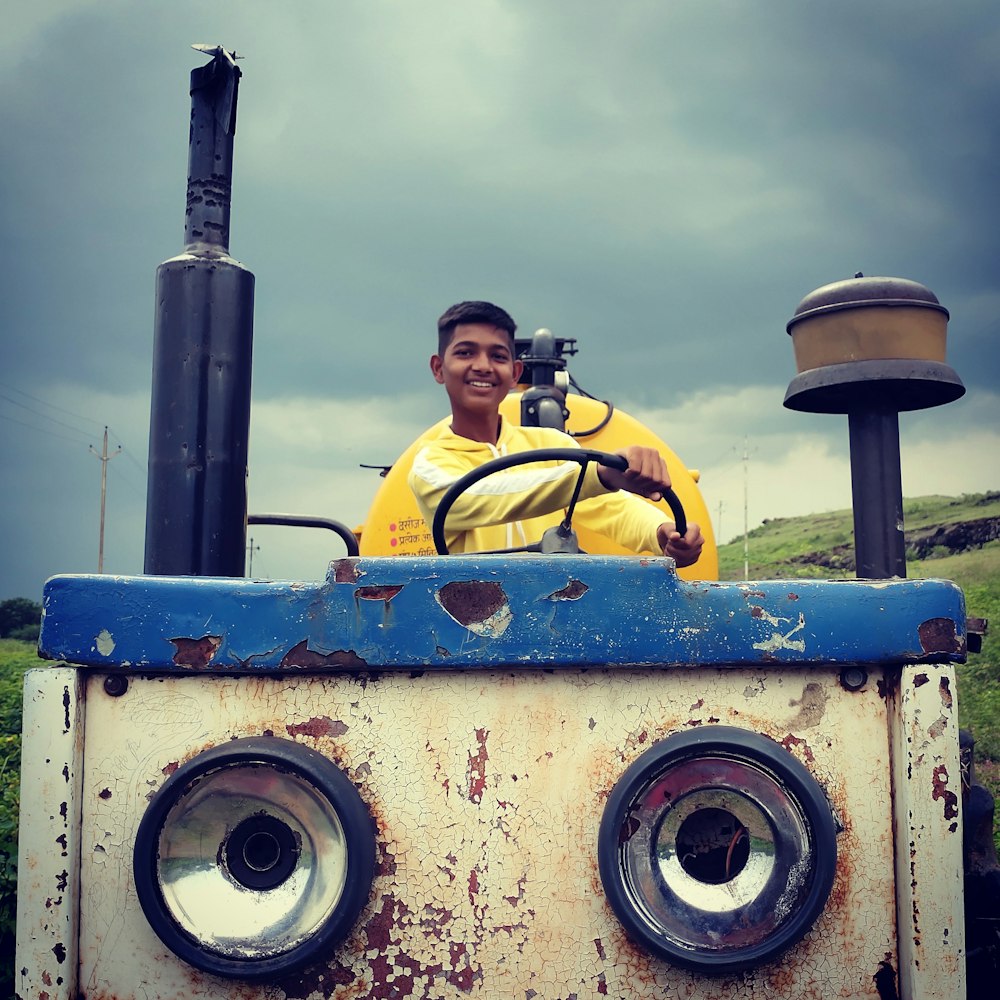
[430,323,523,419]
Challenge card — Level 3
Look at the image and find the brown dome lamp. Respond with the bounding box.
[784,274,964,578]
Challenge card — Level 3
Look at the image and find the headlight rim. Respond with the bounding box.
[133,735,375,981]
[598,725,838,975]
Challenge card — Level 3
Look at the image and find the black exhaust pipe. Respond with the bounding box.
[144,46,255,576]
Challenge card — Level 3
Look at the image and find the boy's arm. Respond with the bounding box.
[575,492,704,566]
[656,520,704,567]
[409,443,612,533]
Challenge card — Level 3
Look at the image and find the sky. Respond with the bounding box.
[1,0,998,598]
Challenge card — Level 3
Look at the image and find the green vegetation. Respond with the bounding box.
[0,600,41,645]
[718,490,1000,581]
[0,638,40,999]
[718,491,1000,850]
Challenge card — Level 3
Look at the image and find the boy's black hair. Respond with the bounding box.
[437,301,517,355]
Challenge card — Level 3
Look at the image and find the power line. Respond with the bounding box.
[0,394,94,446]
[107,428,148,478]
[0,409,96,447]
[0,380,108,432]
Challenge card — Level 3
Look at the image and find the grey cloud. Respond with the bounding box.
[2,1,997,596]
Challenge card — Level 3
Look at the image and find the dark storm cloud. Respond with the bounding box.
[7,1,994,396]
[1,1,997,597]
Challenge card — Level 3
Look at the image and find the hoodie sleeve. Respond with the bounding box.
[573,490,670,554]
[408,437,612,536]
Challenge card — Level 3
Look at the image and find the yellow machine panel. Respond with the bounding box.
[359,392,718,580]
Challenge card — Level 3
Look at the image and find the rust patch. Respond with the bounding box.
[332,558,361,583]
[913,672,929,687]
[547,579,589,601]
[467,728,490,803]
[280,639,368,668]
[365,893,408,952]
[169,634,222,668]
[162,760,179,776]
[356,585,403,604]
[939,675,953,709]
[932,764,959,820]
[780,733,815,763]
[917,617,962,654]
[873,955,899,1000]
[787,591,800,601]
[98,788,111,800]
[928,716,948,739]
[877,670,899,700]
[438,580,507,624]
[286,716,349,739]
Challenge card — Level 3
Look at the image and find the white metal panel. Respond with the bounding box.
[16,667,84,1000]
[889,664,966,998]
[76,667,902,999]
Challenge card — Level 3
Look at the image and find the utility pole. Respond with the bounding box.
[89,426,121,573]
[742,436,750,581]
[247,537,260,576]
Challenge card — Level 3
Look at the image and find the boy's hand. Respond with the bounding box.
[656,521,704,567]
[597,446,672,500]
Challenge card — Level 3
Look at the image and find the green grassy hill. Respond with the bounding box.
[718,491,1000,825]
[718,490,1000,582]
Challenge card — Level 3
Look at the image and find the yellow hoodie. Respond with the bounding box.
[408,419,668,554]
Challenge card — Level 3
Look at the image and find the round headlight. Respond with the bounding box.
[598,726,837,974]
[134,736,375,979]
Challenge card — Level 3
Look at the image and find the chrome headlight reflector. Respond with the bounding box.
[598,726,837,974]
[134,736,375,979]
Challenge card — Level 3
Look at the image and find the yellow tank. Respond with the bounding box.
[358,392,718,581]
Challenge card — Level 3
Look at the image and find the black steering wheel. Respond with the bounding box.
[431,448,687,556]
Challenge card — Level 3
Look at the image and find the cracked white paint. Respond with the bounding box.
[889,664,965,1000]
[16,668,83,1000]
[64,667,912,999]
[95,628,115,657]
[752,612,807,653]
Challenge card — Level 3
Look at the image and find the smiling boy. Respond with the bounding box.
[408,301,704,565]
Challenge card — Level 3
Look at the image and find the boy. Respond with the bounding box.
[408,301,704,566]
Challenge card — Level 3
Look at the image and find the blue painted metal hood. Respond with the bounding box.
[38,556,966,671]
